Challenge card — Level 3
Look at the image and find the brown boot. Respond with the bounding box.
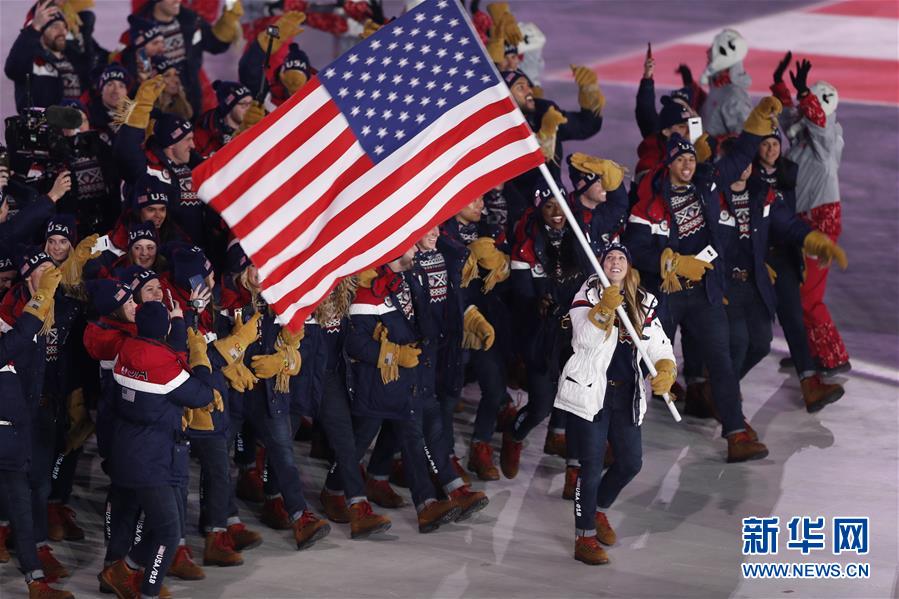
[98,559,135,596]
[543,430,567,458]
[260,496,292,530]
[744,420,759,443]
[595,511,617,546]
[27,579,73,599]
[203,530,243,567]
[227,522,262,552]
[349,500,391,539]
[136,570,172,599]
[727,431,769,463]
[0,524,9,563]
[801,375,844,413]
[320,489,352,523]
[168,544,206,580]
[684,382,716,418]
[46,504,66,542]
[450,455,471,486]
[574,535,609,565]
[495,401,518,433]
[500,433,523,479]
[388,457,409,488]
[467,441,500,481]
[366,478,406,509]
[448,486,489,521]
[37,545,69,582]
[47,504,84,541]
[562,465,579,501]
[292,510,331,550]
[417,499,461,533]
[236,468,265,503]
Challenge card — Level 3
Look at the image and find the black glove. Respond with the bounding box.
[773,50,792,84]
[368,0,386,24]
[789,58,812,97]
[676,64,693,87]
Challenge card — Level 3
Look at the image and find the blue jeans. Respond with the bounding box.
[29,405,56,543]
[49,446,80,505]
[104,485,142,563]
[512,369,565,441]
[191,435,232,532]
[352,414,436,510]
[235,396,307,518]
[568,382,642,535]
[471,346,507,442]
[769,247,816,377]
[130,485,184,597]
[662,286,746,435]
[0,470,43,577]
[726,279,774,379]
[419,392,464,491]
[318,370,367,501]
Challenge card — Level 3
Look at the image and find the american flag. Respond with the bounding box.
[192,0,543,330]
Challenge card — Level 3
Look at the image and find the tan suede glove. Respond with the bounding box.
[373,323,400,384]
[259,11,305,53]
[59,234,100,287]
[23,267,61,322]
[462,307,495,350]
[187,328,211,371]
[214,312,262,365]
[660,248,714,293]
[250,351,288,379]
[695,133,712,163]
[280,70,308,95]
[360,19,382,40]
[396,343,421,368]
[571,65,604,115]
[568,153,625,191]
[467,237,510,292]
[743,96,784,136]
[803,231,847,269]
[126,76,165,130]
[357,268,378,288]
[651,359,677,395]
[221,360,258,392]
[586,284,622,333]
[537,106,567,161]
[212,0,243,44]
[460,252,479,288]
[239,101,266,132]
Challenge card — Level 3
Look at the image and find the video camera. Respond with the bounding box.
[3,105,93,193]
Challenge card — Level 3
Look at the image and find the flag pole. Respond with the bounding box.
[537,163,681,422]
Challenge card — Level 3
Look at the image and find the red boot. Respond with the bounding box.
[467,441,499,481]
[260,496,292,530]
[36,545,69,582]
[500,433,523,479]
[168,544,205,580]
[0,524,9,563]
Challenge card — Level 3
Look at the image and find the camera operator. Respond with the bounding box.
[4,0,97,113]
[0,156,69,251]
[8,101,122,238]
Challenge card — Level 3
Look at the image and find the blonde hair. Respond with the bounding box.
[313,276,358,324]
[619,267,646,340]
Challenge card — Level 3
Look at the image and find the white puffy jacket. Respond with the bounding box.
[553,276,675,425]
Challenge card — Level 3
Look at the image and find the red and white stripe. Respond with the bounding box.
[546,0,899,106]
[193,77,542,330]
